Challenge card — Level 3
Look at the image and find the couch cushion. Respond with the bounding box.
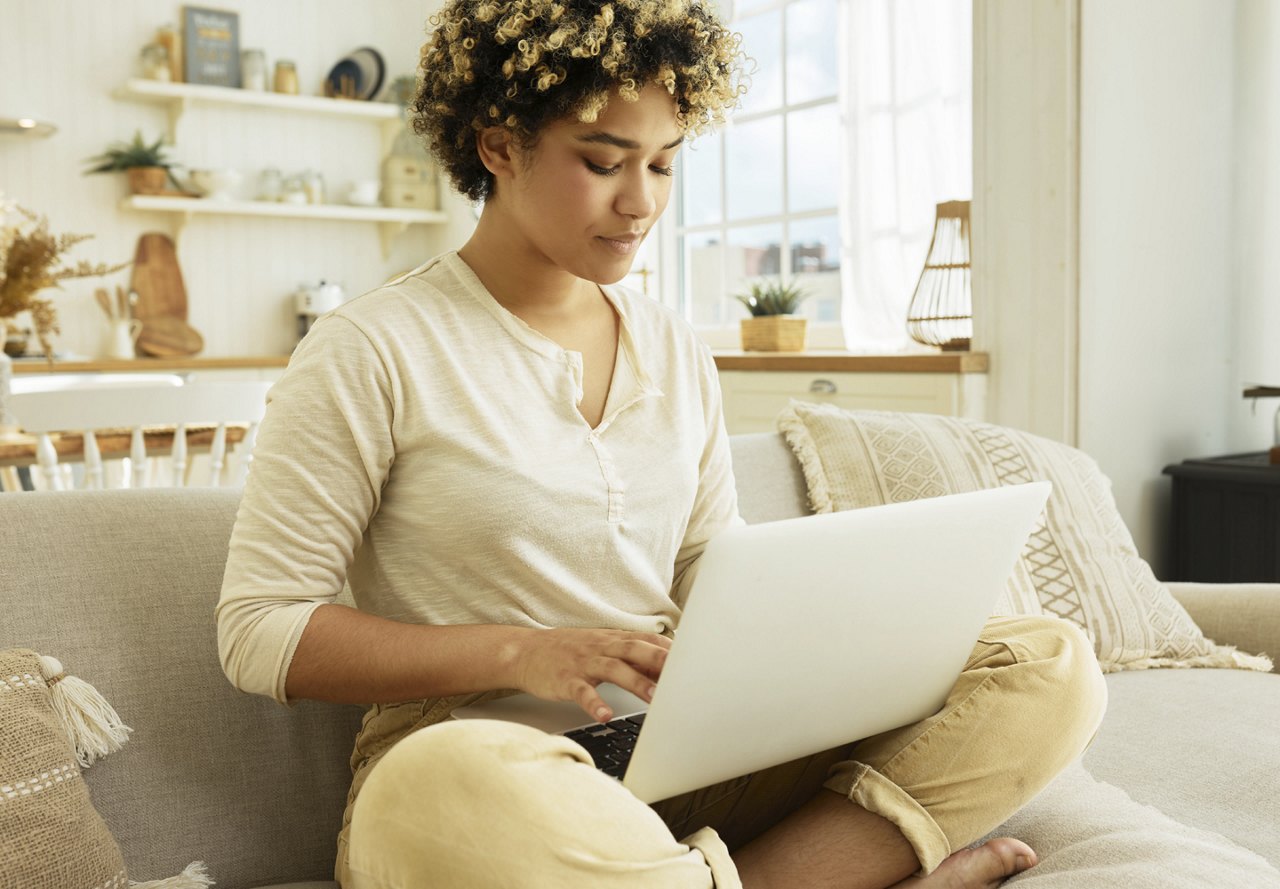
[988,761,1280,887]
[1084,669,1280,866]
[728,432,812,524]
[776,403,1273,673]
[0,490,365,887]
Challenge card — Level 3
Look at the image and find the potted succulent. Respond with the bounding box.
[83,131,178,195]
[735,279,811,352]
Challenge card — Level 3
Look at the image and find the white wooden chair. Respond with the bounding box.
[4,381,272,491]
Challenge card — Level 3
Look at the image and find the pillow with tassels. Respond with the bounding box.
[0,648,211,889]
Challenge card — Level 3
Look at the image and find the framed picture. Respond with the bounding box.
[182,6,240,87]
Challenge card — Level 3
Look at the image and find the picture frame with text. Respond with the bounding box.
[182,6,240,87]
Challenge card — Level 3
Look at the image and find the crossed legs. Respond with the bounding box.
[345,616,1106,888]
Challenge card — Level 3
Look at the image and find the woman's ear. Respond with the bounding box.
[475,128,517,181]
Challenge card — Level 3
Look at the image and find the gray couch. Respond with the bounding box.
[2,432,1277,887]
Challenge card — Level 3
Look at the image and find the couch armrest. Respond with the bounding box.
[1168,582,1280,673]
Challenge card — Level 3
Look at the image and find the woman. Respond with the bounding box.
[216,0,1106,886]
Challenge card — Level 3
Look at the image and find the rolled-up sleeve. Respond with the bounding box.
[670,343,744,611]
[216,314,397,703]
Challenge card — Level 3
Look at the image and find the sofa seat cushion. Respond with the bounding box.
[1084,670,1280,865]
[988,762,1280,887]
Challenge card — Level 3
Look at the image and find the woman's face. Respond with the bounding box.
[500,85,684,286]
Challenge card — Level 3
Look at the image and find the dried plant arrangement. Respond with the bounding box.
[1,194,127,357]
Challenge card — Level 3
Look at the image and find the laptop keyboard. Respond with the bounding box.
[563,713,645,778]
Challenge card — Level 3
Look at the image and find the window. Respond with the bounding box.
[668,0,842,341]
[639,0,972,352]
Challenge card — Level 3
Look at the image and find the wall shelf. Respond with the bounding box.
[113,79,402,140]
[112,78,442,260]
[120,195,445,257]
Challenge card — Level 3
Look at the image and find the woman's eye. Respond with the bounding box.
[585,160,676,177]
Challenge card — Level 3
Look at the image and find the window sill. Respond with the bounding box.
[711,351,989,373]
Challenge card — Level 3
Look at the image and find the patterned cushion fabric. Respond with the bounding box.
[0,648,127,889]
[777,402,1273,673]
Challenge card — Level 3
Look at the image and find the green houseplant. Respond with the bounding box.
[735,279,811,351]
[83,131,177,195]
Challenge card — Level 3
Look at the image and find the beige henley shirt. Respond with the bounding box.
[216,251,743,704]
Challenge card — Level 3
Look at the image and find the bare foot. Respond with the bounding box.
[890,838,1038,889]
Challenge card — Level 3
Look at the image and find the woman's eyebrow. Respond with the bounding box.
[576,131,685,151]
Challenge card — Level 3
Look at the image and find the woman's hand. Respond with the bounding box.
[512,629,672,723]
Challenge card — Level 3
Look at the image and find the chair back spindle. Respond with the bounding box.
[5,382,273,492]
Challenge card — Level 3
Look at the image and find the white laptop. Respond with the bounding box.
[452,482,1050,804]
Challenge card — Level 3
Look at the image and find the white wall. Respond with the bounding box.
[972,0,1080,447]
[1231,0,1280,449]
[0,0,474,359]
[976,0,1267,574]
[1078,0,1238,571]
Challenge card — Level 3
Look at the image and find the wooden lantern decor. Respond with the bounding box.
[906,200,972,351]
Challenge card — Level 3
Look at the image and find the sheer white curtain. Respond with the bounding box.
[839,0,972,350]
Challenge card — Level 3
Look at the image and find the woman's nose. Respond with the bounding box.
[616,170,657,220]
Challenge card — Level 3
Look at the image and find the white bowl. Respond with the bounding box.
[346,180,381,206]
[190,168,243,200]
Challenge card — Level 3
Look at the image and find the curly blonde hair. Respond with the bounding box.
[413,0,747,202]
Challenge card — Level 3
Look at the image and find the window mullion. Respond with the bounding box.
[718,121,729,324]
[779,0,791,283]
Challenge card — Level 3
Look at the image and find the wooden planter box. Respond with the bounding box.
[740,315,807,352]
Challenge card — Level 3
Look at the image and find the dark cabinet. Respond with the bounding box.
[1164,452,1280,582]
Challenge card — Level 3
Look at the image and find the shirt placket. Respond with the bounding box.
[563,350,659,525]
[587,430,627,523]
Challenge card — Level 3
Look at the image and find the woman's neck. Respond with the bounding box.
[458,208,598,321]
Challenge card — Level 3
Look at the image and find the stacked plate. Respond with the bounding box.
[325,47,385,101]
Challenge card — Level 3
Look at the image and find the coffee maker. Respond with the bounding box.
[295,280,346,342]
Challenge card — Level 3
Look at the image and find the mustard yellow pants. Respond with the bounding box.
[344,616,1106,888]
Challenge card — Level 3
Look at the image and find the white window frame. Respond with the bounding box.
[653,0,846,349]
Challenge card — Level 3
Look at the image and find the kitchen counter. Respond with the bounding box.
[11,352,989,374]
[9,356,292,374]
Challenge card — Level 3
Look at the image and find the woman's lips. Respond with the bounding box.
[598,235,641,255]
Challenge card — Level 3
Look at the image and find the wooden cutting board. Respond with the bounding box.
[129,232,189,322]
[136,315,204,358]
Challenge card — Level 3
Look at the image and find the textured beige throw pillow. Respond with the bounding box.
[0,648,128,889]
[777,402,1273,673]
[0,649,211,889]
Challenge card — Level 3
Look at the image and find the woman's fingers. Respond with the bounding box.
[574,680,615,724]
[573,655,661,723]
[517,628,675,722]
[605,636,669,679]
[589,656,657,703]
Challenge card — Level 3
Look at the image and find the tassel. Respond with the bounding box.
[38,655,132,768]
[129,861,214,889]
